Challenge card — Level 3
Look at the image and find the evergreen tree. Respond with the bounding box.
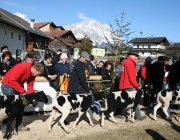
[78,36,93,54]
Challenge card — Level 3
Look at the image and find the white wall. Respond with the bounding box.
[0,23,26,59]
[133,43,165,49]
[40,24,50,32]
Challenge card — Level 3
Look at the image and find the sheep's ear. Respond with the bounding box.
[32,98,38,107]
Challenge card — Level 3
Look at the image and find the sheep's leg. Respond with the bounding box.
[86,111,95,126]
[109,111,118,124]
[154,102,162,121]
[101,109,113,128]
[73,111,84,131]
[126,108,131,122]
[48,110,57,132]
[163,103,171,120]
[59,111,70,134]
[101,112,105,128]
[131,109,135,123]
[3,115,15,139]
[10,118,17,135]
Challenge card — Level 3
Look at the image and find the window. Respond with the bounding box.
[5,30,6,35]
[18,34,21,40]
[11,32,13,39]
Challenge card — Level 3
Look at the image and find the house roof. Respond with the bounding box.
[34,22,65,30]
[0,8,52,39]
[45,30,78,42]
[34,22,49,28]
[44,30,70,37]
[129,37,169,44]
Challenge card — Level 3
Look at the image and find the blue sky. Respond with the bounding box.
[0,0,180,43]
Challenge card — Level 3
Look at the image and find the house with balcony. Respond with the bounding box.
[34,22,77,57]
[129,37,169,58]
[0,8,52,60]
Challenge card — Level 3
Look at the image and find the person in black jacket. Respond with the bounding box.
[150,56,165,107]
[40,53,59,96]
[101,61,112,80]
[0,51,17,77]
[95,61,104,75]
[86,55,96,75]
[68,51,91,94]
[52,49,62,65]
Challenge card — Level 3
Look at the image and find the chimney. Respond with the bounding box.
[30,19,35,29]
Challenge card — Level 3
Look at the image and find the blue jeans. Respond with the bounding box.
[125,88,141,118]
[163,82,168,90]
[1,84,24,132]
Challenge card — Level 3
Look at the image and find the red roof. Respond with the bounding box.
[34,22,49,29]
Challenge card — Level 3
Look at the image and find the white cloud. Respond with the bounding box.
[0,1,37,11]
[77,12,94,21]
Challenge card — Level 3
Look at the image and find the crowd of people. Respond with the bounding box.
[113,50,180,120]
[1,43,180,137]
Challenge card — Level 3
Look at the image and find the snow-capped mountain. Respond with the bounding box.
[64,20,112,48]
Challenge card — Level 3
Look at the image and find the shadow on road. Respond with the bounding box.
[145,129,167,140]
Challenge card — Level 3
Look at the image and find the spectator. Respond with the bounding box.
[0,44,17,65]
[0,44,8,62]
[101,61,112,80]
[114,57,125,118]
[169,55,179,90]
[114,57,126,91]
[25,52,34,63]
[55,53,70,94]
[168,55,180,113]
[55,53,69,76]
[135,56,141,83]
[163,56,170,89]
[150,56,165,108]
[40,53,59,97]
[141,56,153,106]
[68,51,91,94]
[95,61,104,75]
[86,55,96,75]
[1,63,44,135]
[52,49,62,65]
[119,50,147,121]
[0,51,16,77]
[16,56,23,63]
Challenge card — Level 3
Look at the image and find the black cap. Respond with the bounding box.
[127,50,139,56]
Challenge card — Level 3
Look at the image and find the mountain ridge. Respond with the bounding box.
[64,20,112,48]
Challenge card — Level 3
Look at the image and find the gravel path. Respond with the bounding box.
[0,106,180,140]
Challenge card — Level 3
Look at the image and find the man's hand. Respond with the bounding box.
[136,85,142,90]
[89,90,92,95]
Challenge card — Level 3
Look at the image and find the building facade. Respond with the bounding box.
[0,8,52,60]
[129,37,169,58]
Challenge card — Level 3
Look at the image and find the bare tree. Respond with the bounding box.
[165,42,180,57]
[104,12,134,58]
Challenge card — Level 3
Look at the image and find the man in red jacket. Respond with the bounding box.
[119,50,147,121]
[1,62,44,135]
